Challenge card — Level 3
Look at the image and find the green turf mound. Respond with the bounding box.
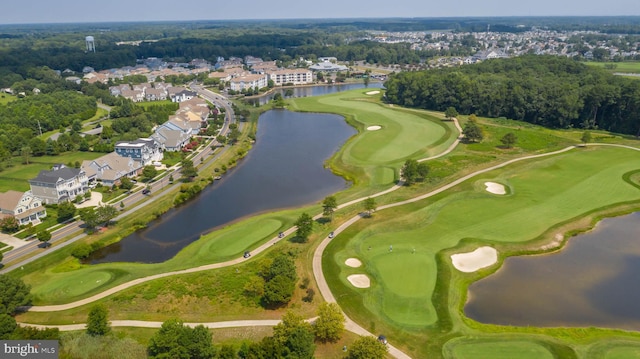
[443,337,554,359]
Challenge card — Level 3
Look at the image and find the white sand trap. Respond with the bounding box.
[451,246,498,273]
[345,258,362,268]
[367,125,382,131]
[347,274,370,288]
[366,90,380,95]
[484,182,506,195]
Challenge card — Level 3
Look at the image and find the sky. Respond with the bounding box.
[1,0,639,25]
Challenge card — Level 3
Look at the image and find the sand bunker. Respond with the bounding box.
[345,258,362,268]
[366,90,380,95]
[347,274,371,288]
[367,125,382,131]
[484,182,506,195]
[451,246,498,273]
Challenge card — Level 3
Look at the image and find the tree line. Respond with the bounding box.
[384,55,640,136]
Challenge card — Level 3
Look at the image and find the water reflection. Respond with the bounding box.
[465,212,640,330]
[246,82,383,105]
[89,110,356,264]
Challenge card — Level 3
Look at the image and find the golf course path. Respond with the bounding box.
[20,319,282,331]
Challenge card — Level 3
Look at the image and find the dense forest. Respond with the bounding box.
[384,55,640,136]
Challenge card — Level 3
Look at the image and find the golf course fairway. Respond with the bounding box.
[326,145,640,329]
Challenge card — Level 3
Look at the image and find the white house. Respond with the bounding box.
[29,164,88,204]
[0,191,47,226]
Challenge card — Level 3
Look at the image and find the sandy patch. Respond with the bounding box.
[451,246,498,273]
[345,258,362,268]
[367,125,382,131]
[484,182,506,195]
[365,90,380,95]
[347,274,370,288]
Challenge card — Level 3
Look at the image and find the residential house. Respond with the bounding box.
[145,88,167,101]
[0,191,47,226]
[152,122,191,152]
[120,88,145,102]
[267,68,314,86]
[229,74,268,92]
[29,164,88,204]
[244,56,264,67]
[81,153,143,186]
[170,89,198,103]
[115,138,163,166]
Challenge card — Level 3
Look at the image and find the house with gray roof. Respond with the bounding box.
[82,152,143,186]
[29,164,88,204]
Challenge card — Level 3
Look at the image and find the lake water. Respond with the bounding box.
[246,82,383,105]
[465,212,640,330]
[89,110,356,263]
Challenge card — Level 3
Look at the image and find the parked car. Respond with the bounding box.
[243,251,251,258]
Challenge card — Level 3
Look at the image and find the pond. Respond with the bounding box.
[465,212,640,331]
[245,82,383,105]
[88,109,356,263]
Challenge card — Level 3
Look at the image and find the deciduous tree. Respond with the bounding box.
[500,132,517,148]
[86,304,110,336]
[0,274,31,315]
[346,336,388,359]
[322,195,338,219]
[314,302,345,343]
[57,202,77,223]
[363,197,377,217]
[294,212,313,241]
[462,120,483,143]
[37,230,52,247]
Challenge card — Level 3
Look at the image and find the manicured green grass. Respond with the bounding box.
[586,61,640,74]
[0,153,103,192]
[327,145,640,332]
[288,89,457,197]
[24,211,297,305]
[443,337,554,359]
[135,100,175,109]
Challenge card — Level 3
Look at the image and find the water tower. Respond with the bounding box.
[85,36,95,52]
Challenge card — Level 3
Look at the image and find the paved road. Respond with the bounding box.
[14,106,639,359]
[0,90,235,273]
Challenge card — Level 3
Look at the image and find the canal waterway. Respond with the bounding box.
[246,82,383,105]
[89,109,356,263]
[465,211,640,330]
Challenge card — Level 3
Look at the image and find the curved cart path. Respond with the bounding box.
[20,109,638,359]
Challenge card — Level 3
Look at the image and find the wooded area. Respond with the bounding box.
[384,55,640,135]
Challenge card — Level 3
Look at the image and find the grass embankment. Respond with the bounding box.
[16,89,640,357]
[288,90,455,199]
[324,144,640,358]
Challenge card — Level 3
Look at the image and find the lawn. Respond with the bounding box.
[586,61,640,74]
[443,337,555,359]
[0,152,103,192]
[0,93,17,105]
[288,89,457,196]
[324,145,640,353]
[22,210,299,305]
